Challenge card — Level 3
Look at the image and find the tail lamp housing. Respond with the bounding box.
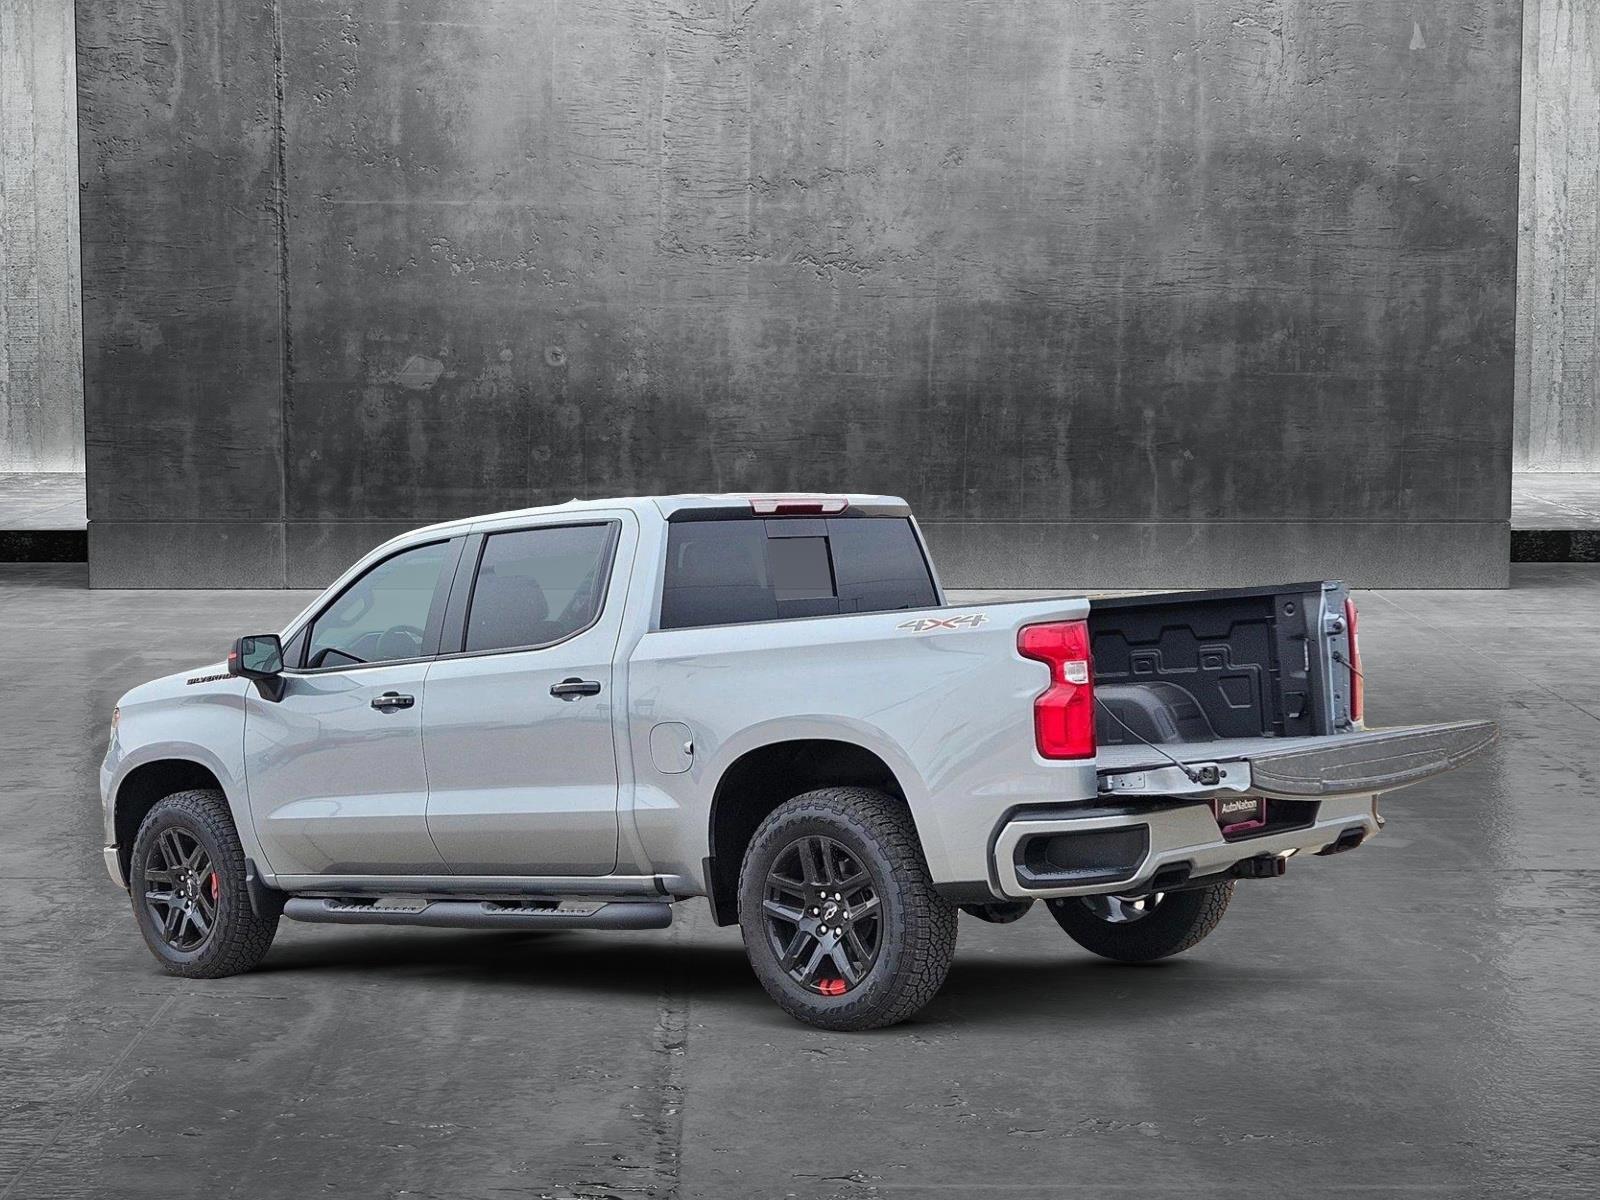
[1018,620,1096,759]
[1344,597,1363,725]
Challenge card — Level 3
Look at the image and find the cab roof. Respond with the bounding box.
[403,492,912,539]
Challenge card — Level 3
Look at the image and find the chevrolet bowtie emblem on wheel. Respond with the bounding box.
[897,613,988,632]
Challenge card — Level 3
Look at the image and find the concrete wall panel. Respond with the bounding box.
[76,0,284,534]
[80,0,1522,587]
[1516,0,1600,471]
[1,0,83,472]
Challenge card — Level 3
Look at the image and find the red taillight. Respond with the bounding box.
[1344,597,1363,724]
[1018,620,1096,759]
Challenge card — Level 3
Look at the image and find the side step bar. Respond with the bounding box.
[283,897,673,931]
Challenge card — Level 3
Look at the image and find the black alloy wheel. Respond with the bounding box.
[128,789,279,978]
[761,834,882,995]
[738,787,958,1031]
[142,826,219,952]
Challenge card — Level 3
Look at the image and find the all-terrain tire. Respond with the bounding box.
[128,788,278,978]
[1047,882,1234,963]
[738,787,957,1031]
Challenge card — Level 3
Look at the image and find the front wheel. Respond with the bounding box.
[1047,882,1233,962]
[128,789,278,978]
[738,787,957,1031]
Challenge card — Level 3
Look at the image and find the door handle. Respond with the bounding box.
[371,691,415,711]
[550,678,602,700]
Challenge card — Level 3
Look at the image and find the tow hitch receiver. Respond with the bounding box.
[1230,854,1289,880]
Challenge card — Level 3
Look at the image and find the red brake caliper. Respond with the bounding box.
[208,871,220,901]
[819,979,847,996]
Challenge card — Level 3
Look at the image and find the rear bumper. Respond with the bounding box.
[987,719,1497,899]
[991,793,1381,900]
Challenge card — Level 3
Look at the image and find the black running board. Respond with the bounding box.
[282,897,673,931]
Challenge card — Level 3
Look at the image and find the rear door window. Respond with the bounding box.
[660,516,936,630]
[463,522,618,654]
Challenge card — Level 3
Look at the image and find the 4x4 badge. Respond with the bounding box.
[897,613,988,633]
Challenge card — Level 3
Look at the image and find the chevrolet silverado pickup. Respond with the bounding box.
[101,493,1496,1029]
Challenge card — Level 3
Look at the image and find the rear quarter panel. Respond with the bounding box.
[624,598,1098,890]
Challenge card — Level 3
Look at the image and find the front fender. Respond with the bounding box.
[101,680,261,871]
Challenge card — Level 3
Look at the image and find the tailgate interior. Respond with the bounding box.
[1089,582,1337,743]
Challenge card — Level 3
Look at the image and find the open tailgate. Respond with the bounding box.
[1097,720,1497,801]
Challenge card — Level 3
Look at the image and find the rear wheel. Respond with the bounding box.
[960,900,1035,924]
[1047,882,1233,962]
[128,789,278,978]
[738,787,957,1031]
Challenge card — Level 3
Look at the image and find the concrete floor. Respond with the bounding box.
[1,563,1597,1199]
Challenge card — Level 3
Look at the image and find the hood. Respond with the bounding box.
[118,661,238,707]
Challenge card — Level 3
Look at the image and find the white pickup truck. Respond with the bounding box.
[101,493,1495,1029]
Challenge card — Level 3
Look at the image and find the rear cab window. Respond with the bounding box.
[659,516,937,630]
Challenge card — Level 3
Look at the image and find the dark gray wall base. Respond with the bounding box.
[285,522,426,588]
[0,530,88,563]
[88,522,286,589]
[921,520,1511,590]
[89,520,421,588]
[89,517,1511,590]
[1511,530,1600,563]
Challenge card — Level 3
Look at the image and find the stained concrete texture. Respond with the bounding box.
[2,562,1597,1198]
[1517,0,1600,472]
[0,0,83,471]
[77,0,1521,589]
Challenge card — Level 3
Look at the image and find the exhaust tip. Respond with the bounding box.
[1315,827,1369,857]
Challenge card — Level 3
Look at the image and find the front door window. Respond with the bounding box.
[305,541,452,668]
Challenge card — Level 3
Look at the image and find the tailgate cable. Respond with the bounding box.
[1094,698,1205,784]
[1331,649,1364,682]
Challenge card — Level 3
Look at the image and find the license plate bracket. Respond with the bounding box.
[1213,794,1266,835]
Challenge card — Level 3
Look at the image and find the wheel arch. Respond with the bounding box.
[703,738,913,926]
[112,758,229,884]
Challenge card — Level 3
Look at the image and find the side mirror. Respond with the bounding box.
[229,634,285,701]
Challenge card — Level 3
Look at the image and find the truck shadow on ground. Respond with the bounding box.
[250,925,1251,1029]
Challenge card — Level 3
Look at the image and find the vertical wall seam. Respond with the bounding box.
[271,0,292,583]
